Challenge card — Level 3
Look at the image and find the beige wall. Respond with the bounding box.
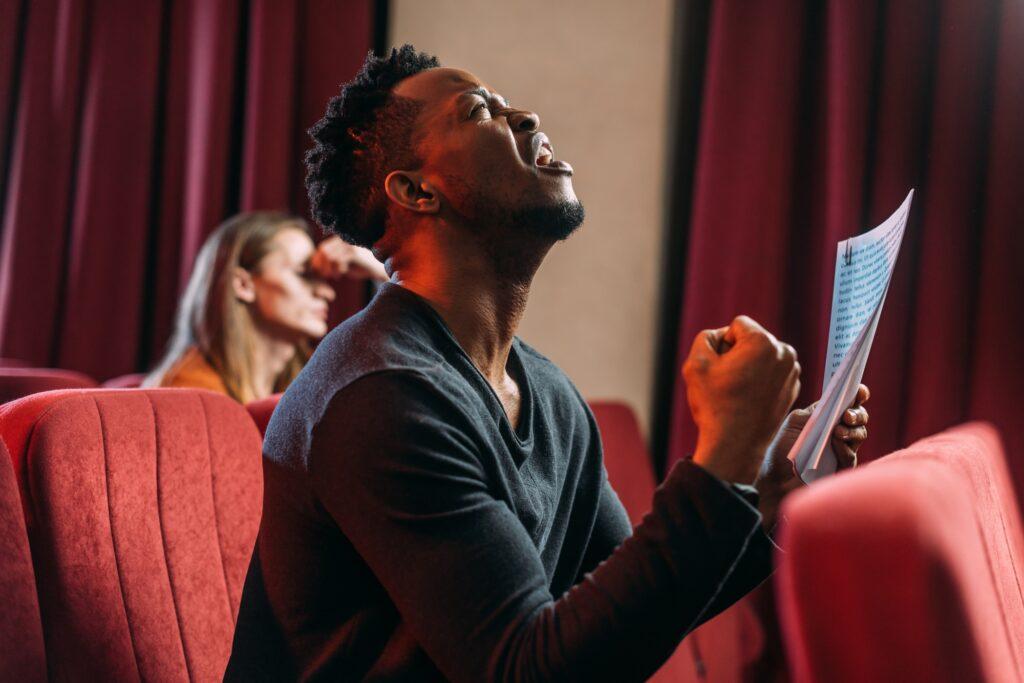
[391,0,674,433]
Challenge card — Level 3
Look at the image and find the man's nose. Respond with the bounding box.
[507,109,539,132]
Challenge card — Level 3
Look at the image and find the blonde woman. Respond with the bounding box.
[145,211,387,402]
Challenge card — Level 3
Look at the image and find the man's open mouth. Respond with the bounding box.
[531,134,573,174]
[536,141,554,167]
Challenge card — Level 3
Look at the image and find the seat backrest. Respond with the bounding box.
[0,388,263,681]
[0,439,46,681]
[588,401,657,527]
[0,367,97,404]
[776,422,1024,683]
[246,393,282,437]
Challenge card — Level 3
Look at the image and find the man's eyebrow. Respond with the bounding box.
[458,87,509,108]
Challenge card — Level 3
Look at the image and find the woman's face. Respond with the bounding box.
[247,228,335,341]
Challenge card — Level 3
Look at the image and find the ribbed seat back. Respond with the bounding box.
[0,389,262,682]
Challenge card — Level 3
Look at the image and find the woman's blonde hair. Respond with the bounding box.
[146,211,312,403]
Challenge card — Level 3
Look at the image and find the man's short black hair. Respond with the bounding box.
[305,45,440,248]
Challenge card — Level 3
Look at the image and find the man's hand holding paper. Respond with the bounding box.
[755,385,870,532]
[682,310,871,533]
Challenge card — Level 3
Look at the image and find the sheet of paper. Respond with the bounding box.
[788,189,913,483]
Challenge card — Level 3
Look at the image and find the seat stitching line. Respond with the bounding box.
[95,396,144,680]
[146,393,194,681]
[198,393,233,616]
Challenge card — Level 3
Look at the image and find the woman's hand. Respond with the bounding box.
[754,384,870,532]
[310,236,389,282]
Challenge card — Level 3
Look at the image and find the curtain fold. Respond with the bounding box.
[666,0,1024,489]
[0,0,375,380]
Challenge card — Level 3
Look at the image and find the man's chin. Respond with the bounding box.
[512,199,585,242]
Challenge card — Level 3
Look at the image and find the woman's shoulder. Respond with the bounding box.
[158,347,230,395]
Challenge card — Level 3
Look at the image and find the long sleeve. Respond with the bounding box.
[312,371,770,683]
[575,476,632,580]
[576,470,775,628]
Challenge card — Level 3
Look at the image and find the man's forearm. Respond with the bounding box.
[525,459,772,682]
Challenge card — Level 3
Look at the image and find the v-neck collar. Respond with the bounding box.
[381,283,535,449]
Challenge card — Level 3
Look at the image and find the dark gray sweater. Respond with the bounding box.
[226,283,773,682]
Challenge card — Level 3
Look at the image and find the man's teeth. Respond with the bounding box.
[537,150,552,165]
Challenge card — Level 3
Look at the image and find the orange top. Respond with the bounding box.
[158,347,230,397]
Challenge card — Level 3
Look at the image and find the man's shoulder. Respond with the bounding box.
[515,338,584,399]
[264,295,451,470]
[305,286,451,387]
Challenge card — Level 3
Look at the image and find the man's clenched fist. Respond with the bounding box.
[683,315,801,484]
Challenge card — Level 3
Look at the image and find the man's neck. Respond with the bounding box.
[390,230,548,385]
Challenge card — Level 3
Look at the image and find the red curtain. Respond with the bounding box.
[0,0,375,381]
[666,0,1024,489]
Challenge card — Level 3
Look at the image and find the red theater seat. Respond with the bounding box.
[589,401,658,526]
[776,422,1024,682]
[0,439,46,681]
[0,367,97,404]
[246,393,281,437]
[0,389,263,681]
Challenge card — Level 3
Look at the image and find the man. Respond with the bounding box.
[227,45,869,681]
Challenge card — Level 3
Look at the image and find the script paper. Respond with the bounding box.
[788,190,913,483]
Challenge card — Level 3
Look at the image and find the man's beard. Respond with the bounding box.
[446,170,585,241]
[484,199,584,282]
[507,199,586,241]
[450,182,586,280]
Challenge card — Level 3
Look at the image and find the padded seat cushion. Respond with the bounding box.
[0,388,262,681]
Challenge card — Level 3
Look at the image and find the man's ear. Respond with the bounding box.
[384,170,440,214]
[232,267,257,303]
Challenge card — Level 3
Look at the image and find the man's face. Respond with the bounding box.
[393,67,582,240]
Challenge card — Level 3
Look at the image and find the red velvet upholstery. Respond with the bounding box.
[589,401,656,527]
[0,357,30,367]
[0,388,263,681]
[246,393,282,437]
[776,422,1024,682]
[102,372,146,389]
[588,400,763,683]
[0,367,97,404]
[0,439,46,681]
